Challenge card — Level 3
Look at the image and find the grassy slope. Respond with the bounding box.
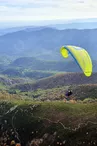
[1,72,97,101]
[0,72,97,145]
[0,100,97,146]
[10,72,97,101]
[18,84,97,101]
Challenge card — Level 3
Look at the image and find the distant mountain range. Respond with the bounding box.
[0,27,97,61]
[0,26,47,36]
[52,22,97,30]
[50,18,97,29]
[1,18,97,30]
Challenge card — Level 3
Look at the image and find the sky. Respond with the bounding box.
[0,0,97,26]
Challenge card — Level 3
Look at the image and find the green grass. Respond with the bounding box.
[0,98,97,145]
[4,99,96,122]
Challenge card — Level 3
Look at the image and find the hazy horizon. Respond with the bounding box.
[1,0,97,28]
[1,18,97,29]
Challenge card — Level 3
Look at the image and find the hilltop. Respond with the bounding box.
[13,72,97,92]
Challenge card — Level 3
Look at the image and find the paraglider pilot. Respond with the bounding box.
[65,89,73,100]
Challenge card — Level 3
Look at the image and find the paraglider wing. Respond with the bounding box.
[60,45,92,77]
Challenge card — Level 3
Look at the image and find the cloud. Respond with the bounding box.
[0,0,58,7]
[0,0,97,22]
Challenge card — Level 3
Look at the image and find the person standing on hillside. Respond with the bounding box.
[65,89,73,100]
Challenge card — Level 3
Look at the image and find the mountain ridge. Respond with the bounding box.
[13,72,97,92]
